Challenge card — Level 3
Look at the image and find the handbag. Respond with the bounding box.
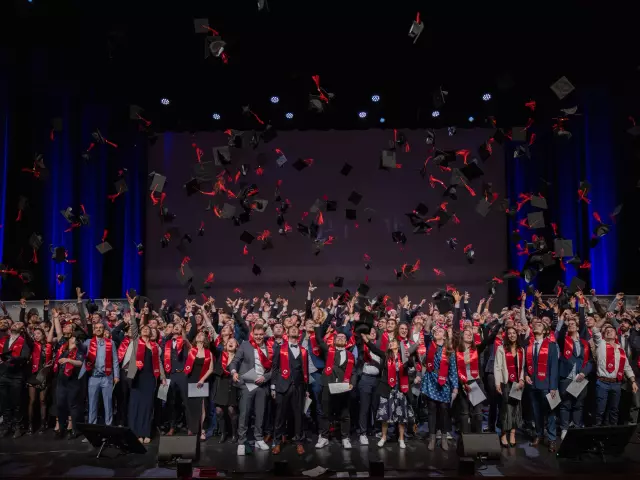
[33,364,53,387]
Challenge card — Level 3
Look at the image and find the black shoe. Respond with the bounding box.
[67,430,79,440]
[0,428,11,438]
[55,430,66,439]
[231,434,238,443]
[13,428,24,439]
[38,425,47,434]
[27,426,34,436]
[219,433,228,444]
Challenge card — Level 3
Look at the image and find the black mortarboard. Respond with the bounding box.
[193,161,215,182]
[487,280,497,296]
[29,233,43,251]
[437,210,452,227]
[568,276,586,295]
[476,199,492,217]
[553,239,574,257]
[177,264,194,285]
[340,163,353,176]
[408,17,424,43]
[433,150,456,168]
[380,150,396,169]
[443,185,458,200]
[566,256,582,266]
[447,237,458,249]
[346,209,357,220]
[20,271,33,283]
[213,146,232,166]
[184,178,200,196]
[465,247,475,264]
[492,129,506,145]
[187,284,197,296]
[240,231,255,244]
[611,204,623,218]
[96,242,113,254]
[51,117,63,132]
[205,36,226,59]
[414,203,429,216]
[252,199,269,212]
[297,224,310,236]
[348,191,363,206]
[149,172,166,193]
[56,273,65,284]
[261,125,277,143]
[309,198,326,213]
[530,195,547,209]
[252,263,262,276]
[593,223,610,238]
[326,200,337,212]
[550,76,575,100]
[513,145,530,159]
[478,143,492,161]
[275,151,288,167]
[219,203,237,219]
[425,129,436,145]
[511,231,522,243]
[527,212,545,229]
[114,178,128,194]
[292,158,310,171]
[52,246,66,263]
[511,127,527,143]
[262,238,274,250]
[60,207,75,223]
[193,18,210,34]
[332,276,344,288]
[357,283,370,296]
[288,280,296,289]
[460,161,484,182]
[392,231,407,245]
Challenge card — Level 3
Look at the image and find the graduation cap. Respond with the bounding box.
[425,129,436,145]
[553,239,574,258]
[60,207,75,224]
[511,127,527,143]
[275,150,288,167]
[135,242,144,255]
[346,209,357,220]
[447,237,458,250]
[408,13,424,43]
[213,146,232,166]
[487,280,498,296]
[550,76,575,100]
[348,191,363,206]
[204,36,226,59]
[96,242,113,254]
[51,117,63,132]
[29,233,43,251]
[530,195,547,209]
[380,150,397,169]
[51,246,66,263]
[476,198,492,217]
[56,274,66,284]
[460,161,484,182]
[567,276,586,295]
[309,95,328,113]
[149,172,166,193]
[261,125,277,144]
[184,178,200,196]
[566,256,582,266]
[527,212,545,229]
[443,185,458,200]
[464,245,475,264]
[292,158,311,171]
[252,263,262,276]
[433,150,456,168]
[331,276,344,288]
[340,163,353,176]
[240,231,255,244]
[392,231,407,245]
[217,203,237,219]
[177,263,194,285]
[513,144,531,159]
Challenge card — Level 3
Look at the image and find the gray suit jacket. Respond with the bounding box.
[125,315,140,380]
[228,341,272,388]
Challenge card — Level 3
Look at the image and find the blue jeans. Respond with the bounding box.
[88,375,114,425]
[528,387,556,441]
[558,377,586,429]
[595,380,622,426]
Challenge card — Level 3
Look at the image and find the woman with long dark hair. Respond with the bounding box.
[185,331,214,440]
[24,325,54,434]
[213,337,239,443]
[128,324,165,444]
[362,335,414,448]
[494,325,525,447]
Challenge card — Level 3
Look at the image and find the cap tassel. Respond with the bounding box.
[579,261,591,269]
[592,212,602,224]
[204,272,215,283]
[452,214,460,224]
[243,245,249,255]
[311,75,329,103]
[525,100,536,111]
[462,181,476,197]
[64,222,80,233]
[523,118,534,131]
[213,206,222,218]
[439,201,448,211]
[248,108,265,125]
[301,211,309,220]
[323,236,335,246]
[528,133,536,145]
[150,185,159,205]
[32,248,38,264]
[507,270,521,277]
[433,268,445,277]
[577,189,591,204]
[136,113,152,127]
[455,149,470,165]
[363,253,371,262]
[550,222,558,236]
[492,277,504,284]
[16,209,22,222]
[463,244,473,254]
[428,175,445,189]
[180,256,191,276]
[316,211,324,225]
[0,267,18,276]
[445,284,456,293]
[191,143,204,163]
[233,288,242,294]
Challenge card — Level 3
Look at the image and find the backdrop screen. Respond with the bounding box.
[146,129,507,307]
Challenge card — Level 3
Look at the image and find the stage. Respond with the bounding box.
[2,430,640,478]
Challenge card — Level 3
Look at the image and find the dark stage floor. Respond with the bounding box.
[2,431,640,478]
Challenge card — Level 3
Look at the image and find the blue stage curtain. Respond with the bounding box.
[0,68,8,290]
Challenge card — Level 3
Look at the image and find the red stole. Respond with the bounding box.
[250,339,273,370]
[526,338,550,381]
[184,347,212,381]
[363,343,372,362]
[215,336,223,348]
[324,347,355,382]
[117,337,131,364]
[85,337,113,376]
[456,348,479,384]
[380,331,392,351]
[413,330,427,356]
[221,351,231,376]
[308,332,320,356]
[31,342,53,373]
[605,343,626,381]
[563,336,590,370]
[0,335,25,358]
[505,347,524,383]
[136,339,160,378]
[387,354,409,393]
[164,337,184,372]
[426,341,449,386]
[279,344,309,384]
[54,344,78,377]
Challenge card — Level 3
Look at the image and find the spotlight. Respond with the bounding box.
[431,110,440,118]
[468,116,475,122]
[212,113,221,120]
[371,94,380,103]
[270,96,280,104]
[160,98,170,106]
[379,117,385,123]
[482,93,491,101]
[358,111,367,119]
[285,112,294,119]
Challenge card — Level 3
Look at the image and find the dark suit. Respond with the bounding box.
[0,334,31,432]
[556,326,592,430]
[271,343,307,444]
[619,329,640,424]
[525,338,559,441]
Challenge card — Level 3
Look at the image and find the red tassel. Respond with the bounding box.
[439,202,448,211]
[32,248,38,264]
[311,75,329,103]
[416,11,420,23]
[525,100,536,111]
[429,175,445,189]
[363,253,371,261]
[433,268,445,277]
[528,133,537,145]
[283,222,292,233]
[180,256,191,276]
[492,277,504,284]
[16,210,22,222]
[452,214,460,224]
[323,236,335,246]
[107,192,121,203]
[102,229,108,243]
[463,244,473,253]
[523,118,534,131]
[550,223,558,236]
[456,149,470,165]
[242,245,249,256]
[462,182,476,196]
[205,272,215,283]
[579,261,591,269]
[233,288,242,294]
[592,212,602,224]
[317,211,324,225]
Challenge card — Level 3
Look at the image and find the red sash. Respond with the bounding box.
[563,336,590,370]
[280,344,309,384]
[324,347,355,382]
[184,347,212,381]
[250,339,273,370]
[387,354,409,393]
[380,332,392,351]
[414,330,427,356]
[505,347,524,383]
[606,343,626,381]
[549,332,556,343]
[526,338,550,381]
[493,334,503,357]
[164,337,184,373]
[426,341,449,386]
[363,343,372,362]
[31,342,53,373]
[215,336,223,348]
[0,336,25,358]
[308,332,320,356]
[136,339,160,377]
[54,345,78,377]
[117,337,131,364]
[221,351,231,376]
[85,337,113,376]
[456,348,479,384]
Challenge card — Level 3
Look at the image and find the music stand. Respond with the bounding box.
[77,423,147,458]
[557,425,636,461]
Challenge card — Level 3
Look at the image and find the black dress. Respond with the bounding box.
[213,355,238,407]
[186,357,206,434]
[128,347,157,438]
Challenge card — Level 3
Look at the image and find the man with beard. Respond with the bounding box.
[0,321,31,438]
[270,325,309,455]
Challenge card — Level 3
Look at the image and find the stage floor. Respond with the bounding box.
[2,430,640,478]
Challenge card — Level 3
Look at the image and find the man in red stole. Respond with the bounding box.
[270,325,309,455]
[78,322,120,426]
[0,321,31,438]
[524,320,559,452]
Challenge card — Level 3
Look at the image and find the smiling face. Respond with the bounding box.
[226,338,238,352]
[432,326,445,341]
[398,324,408,338]
[335,333,347,348]
[506,327,518,343]
[273,324,284,338]
[93,323,105,337]
[463,328,473,344]
[140,325,151,338]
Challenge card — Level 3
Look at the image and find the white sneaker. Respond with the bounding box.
[447,432,453,440]
[436,431,442,439]
[399,440,406,449]
[255,440,270,450]
[561,430,567,441]
[342,438,352,449]
[237,444,246,456]
[82,437,89,443]
[315,436,329,448]
[377,438,386,447]
[360,435,369,446]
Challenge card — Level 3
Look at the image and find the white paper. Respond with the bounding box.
[157,379,171,401]
[411,386,421,397]
[468,382,487,407]
[546,391,561,410]
[302,466,327,477]
[241,368,258,383]
[188,382,210,398]
[328,382,350,394]
[304,396,313,414]
[246,382,258,392]
[337,473,349,478]
[508,384,523,401]
[566,378,589,398]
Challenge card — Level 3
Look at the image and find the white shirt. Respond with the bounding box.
[302,337,318,374]
[362,350,380,376]
[412,331,421,343]
[7,335,19,348]
[289,343,300,359]
[254,344,267,376]
[593,330,634,380]
[337,349,346,365]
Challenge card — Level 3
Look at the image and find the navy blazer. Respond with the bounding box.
[556,327,593,379]
[525,339,559,391]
